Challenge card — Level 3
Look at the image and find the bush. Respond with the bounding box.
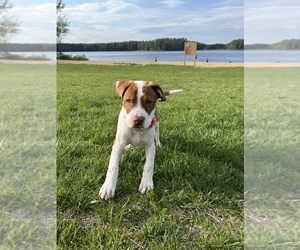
[0,52,50,60]
[57,52,88,61]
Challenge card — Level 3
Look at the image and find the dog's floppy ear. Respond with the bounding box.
[147,81,166,102]
[114,80,134,98]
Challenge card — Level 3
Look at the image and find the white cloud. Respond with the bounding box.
[8,3,56,43]
[159,0,185,8]
[7,0,299,45]
[6,0,244,44]
[245,1,300,43]
[61,0,243,43]
[65,1,142,25]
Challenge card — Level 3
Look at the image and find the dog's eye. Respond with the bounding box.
[125,99,132,104]
[146,100,154,106]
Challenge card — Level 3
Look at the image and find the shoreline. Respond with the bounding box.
[1,59,300,67]
[57,60,244,67]
[57,60,300,68]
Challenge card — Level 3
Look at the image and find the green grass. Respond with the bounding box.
[244,67,300,248]
[0,63,56,249]
[57,63,244,249]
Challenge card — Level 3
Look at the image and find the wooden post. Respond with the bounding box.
[184,43,187,65]
[184,41,197,66]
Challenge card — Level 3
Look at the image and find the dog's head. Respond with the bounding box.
[114,80,166,129]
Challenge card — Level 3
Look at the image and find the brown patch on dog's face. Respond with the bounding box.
[146,81,166,101]
[141,84,158,115]
[121,83,138,114]
[114,80,134,98]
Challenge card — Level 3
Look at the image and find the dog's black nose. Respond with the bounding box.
[133,116,145,126]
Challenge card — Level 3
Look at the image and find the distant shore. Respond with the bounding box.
[1,59,300,67]
[58,60,300,68]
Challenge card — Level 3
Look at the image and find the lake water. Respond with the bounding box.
[244,50,300,63]
[65,50,244,63]
[8,50,300,63]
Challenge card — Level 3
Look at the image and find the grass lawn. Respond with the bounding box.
[244,67,300,248]
[57,63,244,249]
[0,63,56,249]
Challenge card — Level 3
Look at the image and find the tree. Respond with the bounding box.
[227,39,244,50]
[57,0,69,43]
[0,0,20,43]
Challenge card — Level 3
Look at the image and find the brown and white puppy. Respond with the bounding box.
[99,80,183,199]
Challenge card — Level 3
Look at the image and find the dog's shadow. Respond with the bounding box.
[118,133,243,199]
[153,134,243,198]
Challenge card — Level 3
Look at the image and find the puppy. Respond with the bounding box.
[99,80,182,199]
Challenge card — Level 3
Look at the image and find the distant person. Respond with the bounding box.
[206,57,209,62]
[155,57,157,62]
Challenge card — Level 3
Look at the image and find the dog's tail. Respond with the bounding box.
[164,89,184,96]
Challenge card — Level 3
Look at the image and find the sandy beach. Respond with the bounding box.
[57,60,300,68]
[1,59,300,68]
[57,60,244,67]
[0,59,57,65]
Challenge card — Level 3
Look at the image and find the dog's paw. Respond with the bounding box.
[155,140,162,148]
[99,181,116,200]
[154,136,162,148]
[138,178,154,194]
[124,144,133,150]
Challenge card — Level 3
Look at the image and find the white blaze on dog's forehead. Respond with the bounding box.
[132,81,147,105]
[135,81,145,100]
[133,80,146,86]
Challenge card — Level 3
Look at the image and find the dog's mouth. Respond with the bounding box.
[126,121,145,130]
[133,124,144,129]
[129,116,156,129]
[131,122,147,130]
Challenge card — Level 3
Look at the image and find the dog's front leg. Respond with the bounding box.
[139,143,156,194]
[99,143,124,199]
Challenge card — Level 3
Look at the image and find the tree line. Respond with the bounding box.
[0,43,56,51]
[245,39,300,50]
[1,38,244,52]
[0,38,245,52]
[57,38,244,52]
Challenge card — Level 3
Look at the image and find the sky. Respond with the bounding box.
[5,0,300,44]
[244,0,300,44]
